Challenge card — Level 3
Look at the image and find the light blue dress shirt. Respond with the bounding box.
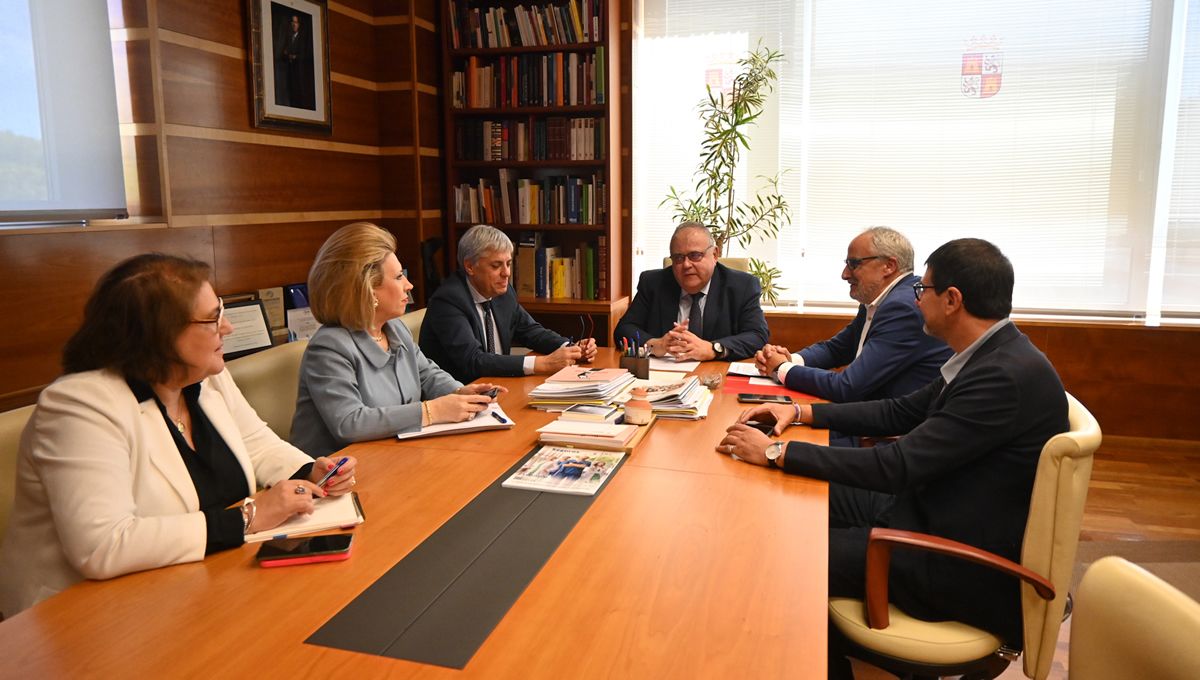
[290,318,462,458]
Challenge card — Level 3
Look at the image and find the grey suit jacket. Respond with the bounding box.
[291,318,461,458]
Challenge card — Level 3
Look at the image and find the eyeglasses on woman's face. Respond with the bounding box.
[190,297,225,333]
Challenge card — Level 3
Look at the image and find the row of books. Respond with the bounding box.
[515,239,606,300]
[452,171,607,226]
[451,50,606,109]
[516,231,610,299]
[448,0,605,49]
[455,117,605,162]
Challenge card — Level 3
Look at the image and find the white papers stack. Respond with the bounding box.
[528,369,637,409]
[726,362,762,377]
[536,420,641,451]
[649,356,701,372]
[727,361,781,385]
[612,376,711,420]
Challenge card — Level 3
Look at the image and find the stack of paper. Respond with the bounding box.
[536,420,641,451]
[612,376,712,420]
[527,368,636,410]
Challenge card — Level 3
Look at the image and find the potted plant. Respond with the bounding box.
[661,44,791,305]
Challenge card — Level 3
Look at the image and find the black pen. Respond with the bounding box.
[491,411,508,424]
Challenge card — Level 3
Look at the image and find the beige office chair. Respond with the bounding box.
[226,340,308,440]
[828,392,1101,680]
[1069,556,1200,679]
[0,404,35,543]
[400,307,426,341]
[662,255,744,271]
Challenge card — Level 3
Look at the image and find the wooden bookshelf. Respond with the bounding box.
[440,0,626,345]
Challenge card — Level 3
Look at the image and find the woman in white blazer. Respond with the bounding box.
[0,254,359,617]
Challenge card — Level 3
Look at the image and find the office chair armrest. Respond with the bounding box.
[864,528,1055,629]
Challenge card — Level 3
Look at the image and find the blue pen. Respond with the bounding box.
[635,331,641,356]
[491,411,508,424]
[316,456,349,487]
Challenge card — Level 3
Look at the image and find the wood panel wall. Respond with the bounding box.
[766,312,1200,441]
[2,0,1196,443]
[0,0,443,411]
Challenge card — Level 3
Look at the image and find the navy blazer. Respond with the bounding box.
[419,272,567,383]
[786,273,952,401]
[783,322,1068,645]
[612,263,769,360]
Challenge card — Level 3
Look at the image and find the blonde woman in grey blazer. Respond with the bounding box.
[0,254,358,617]
[290,223,506,458]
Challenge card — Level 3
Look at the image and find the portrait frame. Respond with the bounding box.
[247,0,332,132]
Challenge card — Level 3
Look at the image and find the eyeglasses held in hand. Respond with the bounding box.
[843,255,884,271]
[669,246,715,265]
[190,297,225,332]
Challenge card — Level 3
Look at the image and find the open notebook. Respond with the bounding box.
[244,491,365,542]
[395,403,514,440]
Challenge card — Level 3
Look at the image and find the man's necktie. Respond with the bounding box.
[688,292,704,338]
[482,300,497,354]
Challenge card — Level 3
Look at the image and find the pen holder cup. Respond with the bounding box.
[619,356,650,379]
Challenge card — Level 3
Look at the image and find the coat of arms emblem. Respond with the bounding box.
[962,43,1003,99]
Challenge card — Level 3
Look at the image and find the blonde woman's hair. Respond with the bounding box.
[308,222,396,330]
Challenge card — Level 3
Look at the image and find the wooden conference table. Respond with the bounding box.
[0,350,829,678]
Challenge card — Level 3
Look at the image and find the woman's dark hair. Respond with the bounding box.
[925,238,1014,319]
[62,253,212,384]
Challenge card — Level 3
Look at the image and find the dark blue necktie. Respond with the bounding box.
[688,292,704,338]
[481,300,497,353]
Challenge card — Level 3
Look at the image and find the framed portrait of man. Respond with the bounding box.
[247,0,332,132]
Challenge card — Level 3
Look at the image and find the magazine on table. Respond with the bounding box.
[501,446,626,496]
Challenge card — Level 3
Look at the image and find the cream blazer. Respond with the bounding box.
[0,368,313,617]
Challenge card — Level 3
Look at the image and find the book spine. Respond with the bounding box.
[535,245,548,298]
[597,234,609,299]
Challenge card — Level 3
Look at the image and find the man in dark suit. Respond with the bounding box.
[613,222,769,361]
[420,225,596,384]
[275,14,314,110]
[720,238,1069,679]
[754,227,951,402]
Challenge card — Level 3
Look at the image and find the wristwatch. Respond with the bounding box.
[712,341,727,359]
[765,441,785,468]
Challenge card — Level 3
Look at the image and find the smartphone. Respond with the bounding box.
[737,393,794,404]
[256,533,353,567]
[745,420,776,435]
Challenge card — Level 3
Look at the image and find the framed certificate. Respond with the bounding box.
[222,300,275,359]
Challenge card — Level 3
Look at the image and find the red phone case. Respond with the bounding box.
[258,547,352,568]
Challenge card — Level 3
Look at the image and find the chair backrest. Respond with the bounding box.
[226,340,308,440]
[1069,556,1200,679]
[660,256,752,273]
[1019,392,1102,680]
[0,404,35,543]
[400,307,426,341]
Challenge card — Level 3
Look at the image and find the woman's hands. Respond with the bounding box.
[309,455,358,496]
[246,479,324,534]
[426,392,491,424]
[457,383,508,398]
